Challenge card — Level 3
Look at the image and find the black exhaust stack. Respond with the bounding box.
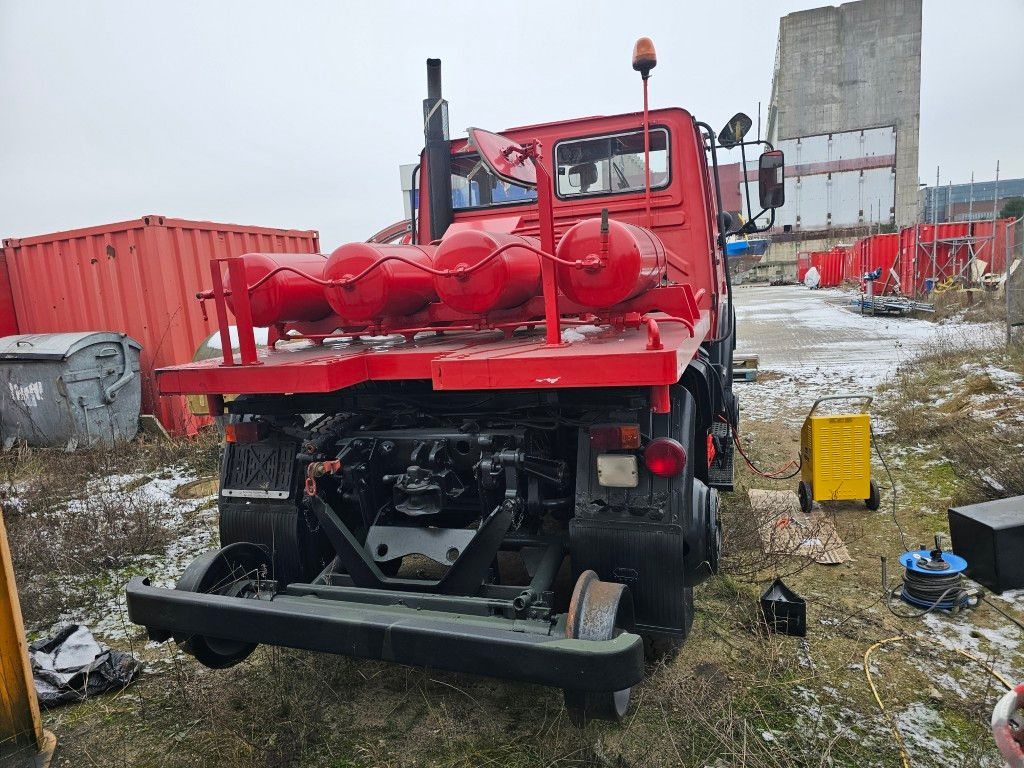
[424,59,453,241]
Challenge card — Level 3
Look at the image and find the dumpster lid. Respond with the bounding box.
[0,332,141,361]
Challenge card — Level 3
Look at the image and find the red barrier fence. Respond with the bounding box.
[810,247,848,288]
[842,220,1017,298]
[857,233,899,293]
[796,252,811,283]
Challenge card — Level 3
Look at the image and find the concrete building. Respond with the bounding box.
[749,0,922,280]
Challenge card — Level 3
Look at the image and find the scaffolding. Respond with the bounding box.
[908,223,1002,293]
[903,164,1012,297]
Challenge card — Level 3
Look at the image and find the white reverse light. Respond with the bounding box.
[596,454,639,488]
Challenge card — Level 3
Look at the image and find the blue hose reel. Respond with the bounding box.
[897,548,971,611]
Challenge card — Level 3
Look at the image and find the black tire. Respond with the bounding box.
[866,479,881,511]
[174,542,272,669]
[798,481,813,513]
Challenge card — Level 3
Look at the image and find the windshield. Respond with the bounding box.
[450,153,537,210]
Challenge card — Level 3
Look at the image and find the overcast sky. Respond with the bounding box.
[2,0,1022,249]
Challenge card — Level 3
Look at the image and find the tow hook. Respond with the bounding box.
[305,460,342,496]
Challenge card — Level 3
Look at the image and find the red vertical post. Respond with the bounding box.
[650,384,670,413]
[209,260,235,367]
[225,257,262,366]
[643,77,652,229]
[533,157,563,347]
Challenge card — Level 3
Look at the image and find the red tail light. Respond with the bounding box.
[644,437,686,477]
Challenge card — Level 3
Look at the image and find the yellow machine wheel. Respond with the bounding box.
[798,481,813,513]
[866,479,881,511]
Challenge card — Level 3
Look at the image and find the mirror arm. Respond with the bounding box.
[747,207,776,234]
[739,138,755,226]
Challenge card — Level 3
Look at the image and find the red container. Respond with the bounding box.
[796,252,811,283]
[555,218,666,308]
[2,215,319,434]
[856,234,899,292]
[843,246,858,280]
[852,239,867,278]
[433,231,540,314]
[0,249,20,336]
[324,242,437,322]
[809,247,846,288]
[225,253,331,326]
[828,249,844,287]
[809,250,826,284]
[811,250,832,287]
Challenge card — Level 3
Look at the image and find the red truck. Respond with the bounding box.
[127,41,785,725]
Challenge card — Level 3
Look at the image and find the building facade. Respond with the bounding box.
[738,0,922,279]
[921,178,1024,223]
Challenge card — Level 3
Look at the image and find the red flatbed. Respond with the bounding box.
[156,312,710,396]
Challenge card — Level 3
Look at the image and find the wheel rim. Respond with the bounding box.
[563,570,635,726]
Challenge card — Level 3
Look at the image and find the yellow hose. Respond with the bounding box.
[864,636,911,768]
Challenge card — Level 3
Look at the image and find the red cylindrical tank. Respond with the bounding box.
[432,230,541,314]
[225,252,332,326]
[324,242,437,321]
[555,218,666,308]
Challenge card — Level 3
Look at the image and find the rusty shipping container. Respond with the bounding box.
[2,216,319,434]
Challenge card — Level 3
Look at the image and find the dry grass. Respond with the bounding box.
[883,336,1024,504]
[0,432,220,629]
[6,364,1021,766]
[924,288,1008,324]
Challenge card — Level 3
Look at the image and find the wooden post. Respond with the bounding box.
[0,509,56,767]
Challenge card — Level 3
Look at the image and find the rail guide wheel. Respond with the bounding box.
[173,542,272,669]
[562,570,636,726]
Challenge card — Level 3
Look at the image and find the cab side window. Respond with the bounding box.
[555,128,669,198]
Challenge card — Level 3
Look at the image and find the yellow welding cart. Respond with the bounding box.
[797,395,880,513]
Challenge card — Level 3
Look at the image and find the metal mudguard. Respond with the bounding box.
[125,578,645,692]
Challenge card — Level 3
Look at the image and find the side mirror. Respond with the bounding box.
[718,113,752,148]
[758,149,785,209]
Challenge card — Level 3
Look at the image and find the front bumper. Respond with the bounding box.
[126,578,645,692]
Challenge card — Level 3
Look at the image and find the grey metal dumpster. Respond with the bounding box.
[0,332,142,449]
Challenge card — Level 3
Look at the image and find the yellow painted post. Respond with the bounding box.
[0,508,56,767]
